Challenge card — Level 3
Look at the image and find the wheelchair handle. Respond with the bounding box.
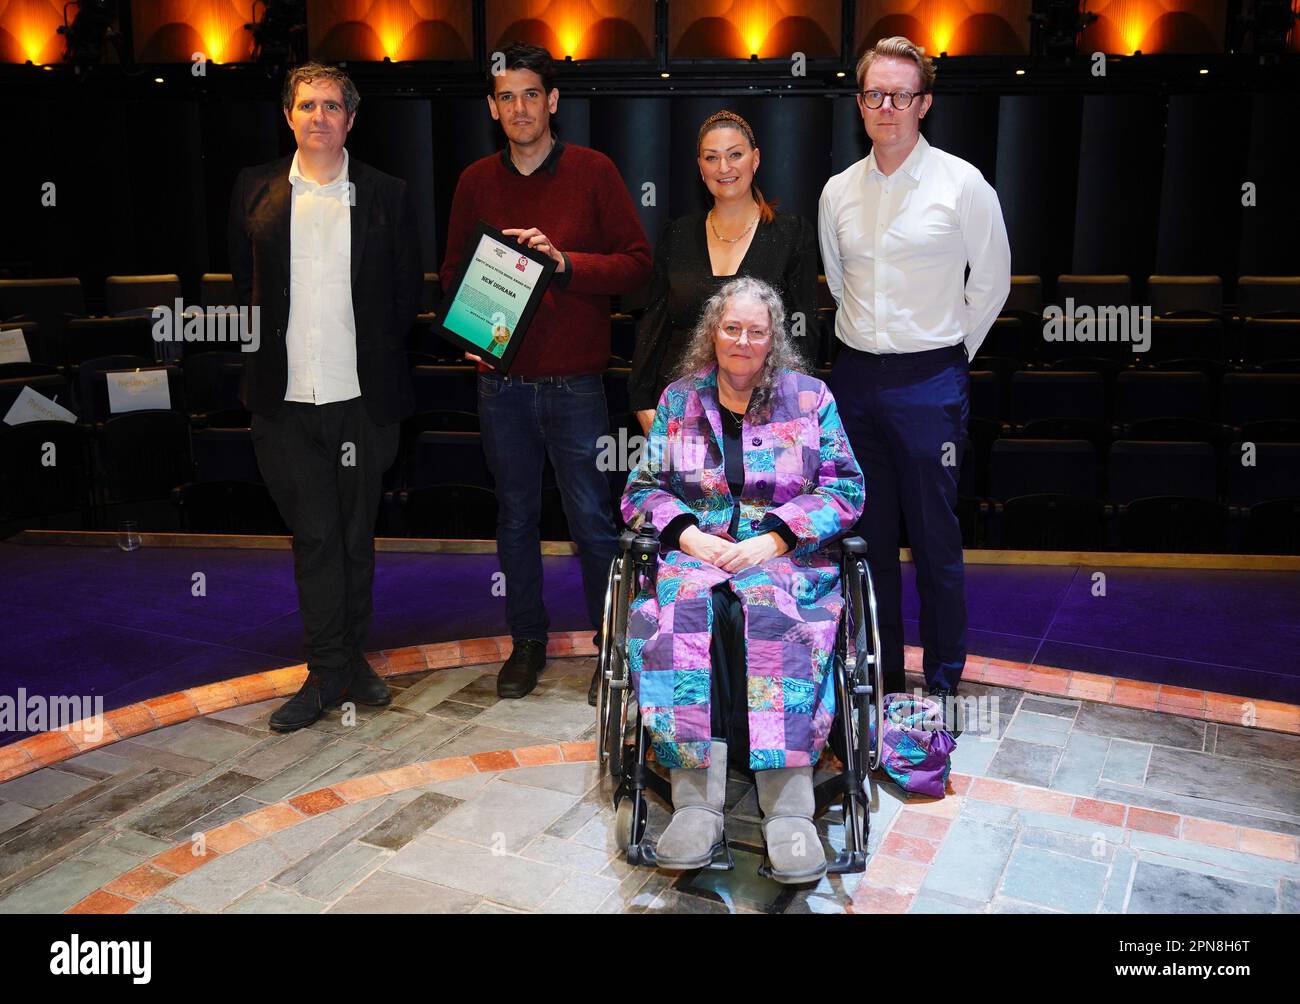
[840,535,867,556]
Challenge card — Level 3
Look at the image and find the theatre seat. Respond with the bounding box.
[192,427,260,483]
[1147,275,1222,317]
[96,410,193,505]
[407,430,492,490]
[200,273,236,309]
[0,365,69,418]
[985,439,1103,549]
[173,481,287,534]
[1236,276,1300,317]
[1242,318,1300,365]
[399,484,497,539]
[66,316,156,365]
[1146,317,1225,363]
[1057,274,1132,310]
[1109,441,1225,552]
[411,365,477,414]
[181,351,245,418]
[105,275,181,317]
[1221,374,1300,426]
[1114,371,1213,425]
[0,420,91,523]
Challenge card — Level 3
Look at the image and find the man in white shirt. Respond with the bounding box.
[819,36,1010,728]
[229,63,423,732]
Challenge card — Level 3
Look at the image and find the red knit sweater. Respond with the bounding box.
[439,143,652,378]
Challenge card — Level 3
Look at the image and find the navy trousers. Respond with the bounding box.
[828,343,969,696]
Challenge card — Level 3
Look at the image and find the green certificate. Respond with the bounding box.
[437,221,557,372]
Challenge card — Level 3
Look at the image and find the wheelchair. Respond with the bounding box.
[594,516,885,876]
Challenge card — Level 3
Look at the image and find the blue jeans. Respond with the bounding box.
[828,343,969,695]
[477,372,620,643]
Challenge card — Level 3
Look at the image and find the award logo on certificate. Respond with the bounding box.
[437,222,557,372]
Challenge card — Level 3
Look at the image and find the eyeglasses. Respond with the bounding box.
[859,89,924,110]
[718,322,772,344]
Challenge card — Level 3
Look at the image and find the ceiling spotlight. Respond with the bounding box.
[58,0,125,69]
[1199,67,1209,74]
[660,71,670,78]
[154,76,163,83]
[1029,0,1098,58]
[246,0,307,66]
[835,70,845,77]
[1015,68,1026,75]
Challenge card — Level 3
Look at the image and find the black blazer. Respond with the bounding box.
[227,153,421,425]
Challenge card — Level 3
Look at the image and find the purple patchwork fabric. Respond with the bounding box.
[621,366,865,770]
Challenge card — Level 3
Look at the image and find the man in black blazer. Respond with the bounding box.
[228,62,421,732]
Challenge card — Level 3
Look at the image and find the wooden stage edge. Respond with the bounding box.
[10,530,1300,571]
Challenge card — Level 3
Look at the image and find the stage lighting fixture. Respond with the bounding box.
[1239,0,1298,53]
[246,0,307,66]
[58,0,124,69]
[1029,0,1098,58]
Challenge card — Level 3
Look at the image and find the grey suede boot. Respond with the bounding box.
[654,740,730,870]
[755,766,826,884]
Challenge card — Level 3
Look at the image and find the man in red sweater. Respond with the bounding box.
[441,42,652,699]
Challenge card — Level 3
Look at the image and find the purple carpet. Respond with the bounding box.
[1,541,1297,747]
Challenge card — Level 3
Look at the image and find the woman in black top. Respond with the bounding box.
[627,109,819,433]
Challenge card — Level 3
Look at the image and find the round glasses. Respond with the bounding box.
[719,322,772,344]
[860,89,924,110]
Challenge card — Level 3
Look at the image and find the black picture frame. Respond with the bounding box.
[435,221,557,373]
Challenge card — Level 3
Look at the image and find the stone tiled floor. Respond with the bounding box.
[0,659,1297,914]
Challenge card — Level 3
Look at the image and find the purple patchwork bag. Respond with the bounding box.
[869,692,956,797]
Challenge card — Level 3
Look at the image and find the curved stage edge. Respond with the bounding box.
[3,629,1297,786]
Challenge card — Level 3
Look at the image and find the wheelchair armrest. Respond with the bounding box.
[840,535,868,556]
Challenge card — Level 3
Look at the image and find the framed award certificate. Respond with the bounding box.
[436,221,557,372]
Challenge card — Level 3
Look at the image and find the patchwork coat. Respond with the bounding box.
[620,366,865,770]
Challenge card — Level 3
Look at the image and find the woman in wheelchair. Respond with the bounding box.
[619,276,865,883]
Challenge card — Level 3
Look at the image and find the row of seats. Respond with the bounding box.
[4,409,1297,553]
[6,272,1298,321]
[0,352,244,424]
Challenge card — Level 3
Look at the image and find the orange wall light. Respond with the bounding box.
[132,1,255,63]
[489,1,654,61]
[1079,0,1227,55]
[0,0,66,64]
[309,1,473,62]
[670,0,841,58]
[856,1,1031,57]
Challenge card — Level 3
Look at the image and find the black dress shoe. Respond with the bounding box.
[497,639,546,699]
[348,658,392,706]
[587,664,601,707]
[270,672,349,733]
[929,687,963,738]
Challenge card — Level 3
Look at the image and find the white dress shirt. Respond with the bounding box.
[285,147,361,404]
[818,133,1011,359]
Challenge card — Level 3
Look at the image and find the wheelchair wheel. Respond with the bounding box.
[595,557,619,771]
[613,794,641,852]
[599,554,636,780]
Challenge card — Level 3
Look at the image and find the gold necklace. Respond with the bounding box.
[708,208,759,244]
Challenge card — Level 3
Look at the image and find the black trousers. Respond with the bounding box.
[251,397,399,681]
[709,585,750,768]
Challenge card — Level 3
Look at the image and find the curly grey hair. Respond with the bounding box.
[672,276,805,422]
